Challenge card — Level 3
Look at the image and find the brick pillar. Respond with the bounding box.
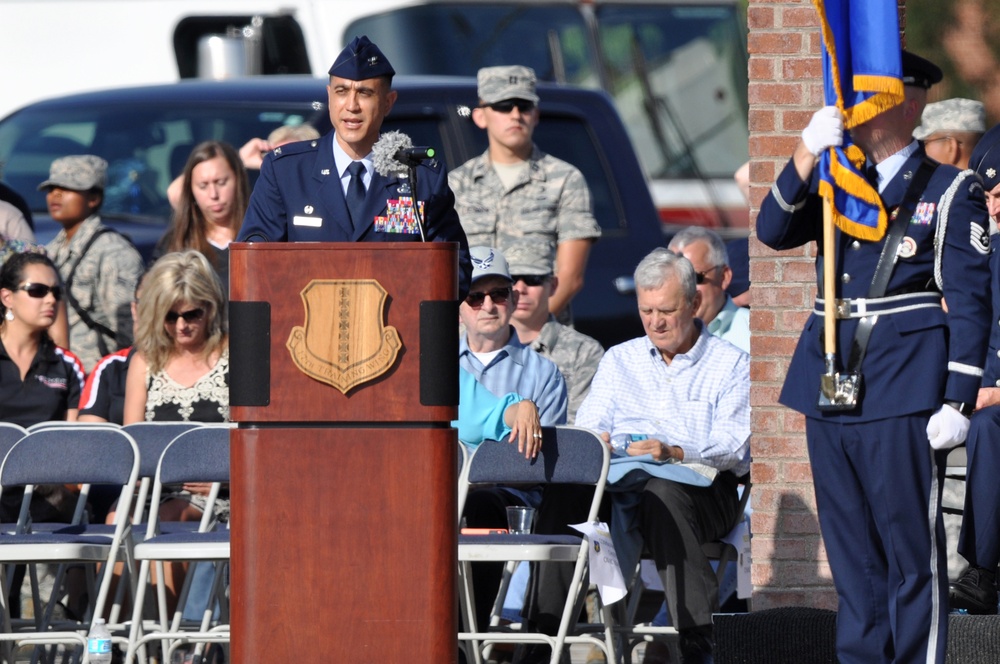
[747,0,906,611]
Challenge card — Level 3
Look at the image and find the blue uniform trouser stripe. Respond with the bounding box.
[959,405,1000,569]
[805,415,947,664]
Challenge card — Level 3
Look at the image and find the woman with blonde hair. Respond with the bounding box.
[124,249,228,424]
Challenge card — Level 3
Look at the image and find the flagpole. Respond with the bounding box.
[823,195,836,357]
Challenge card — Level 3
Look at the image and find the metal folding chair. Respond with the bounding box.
[124,426,231,664]
[457,426,614,664]
[0,425,139,661]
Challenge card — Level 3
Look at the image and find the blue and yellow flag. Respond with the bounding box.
[814,0,904,241]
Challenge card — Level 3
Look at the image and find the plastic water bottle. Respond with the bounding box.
[87,618,112,663]
[611,433,647,455]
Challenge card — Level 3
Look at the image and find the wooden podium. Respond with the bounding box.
[228,242,459,662]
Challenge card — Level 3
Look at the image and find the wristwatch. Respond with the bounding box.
[944,400,974,418]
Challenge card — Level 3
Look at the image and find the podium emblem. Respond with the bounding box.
[287,279,401,394]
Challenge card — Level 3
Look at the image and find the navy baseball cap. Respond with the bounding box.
[328,35,395,80]
[970,123,1000,192]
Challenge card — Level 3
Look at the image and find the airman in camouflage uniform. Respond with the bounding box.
[449,65,601,322]
[507,247,603,424]
[914,97,986,169]
[42,155,144,371]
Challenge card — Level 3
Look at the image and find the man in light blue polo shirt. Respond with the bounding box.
[668,226,749,353]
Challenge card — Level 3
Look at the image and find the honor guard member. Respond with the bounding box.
[914,97,986,170]
[237,35,472,296]
[950,123,1000,615]
[758,50,992,664]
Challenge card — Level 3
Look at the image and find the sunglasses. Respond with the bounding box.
[165,308,205,324]
[18,283,62,301]
[480,99,536,114]
[512,274,550,287]
[465,287,512,309]
[694,267,723,285]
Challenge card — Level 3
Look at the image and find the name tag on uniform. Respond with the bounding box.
[293,215,322,227]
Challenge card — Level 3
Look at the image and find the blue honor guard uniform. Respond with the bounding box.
[759,121,991,661]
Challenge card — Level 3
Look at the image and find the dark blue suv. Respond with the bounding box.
[0,75,662,347]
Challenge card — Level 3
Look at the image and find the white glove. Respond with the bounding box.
[927,403,970,450]
[802,106,844,156]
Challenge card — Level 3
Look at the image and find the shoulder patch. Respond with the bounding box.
[270,138,320,160]
[971,222,989,255]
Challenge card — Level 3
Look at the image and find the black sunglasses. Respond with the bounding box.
[165,307,205,324]
[18,283,62,301]
[480,99,536,114]
[694,267,722,285]
[465,287,512,309]
[512,274,550,287]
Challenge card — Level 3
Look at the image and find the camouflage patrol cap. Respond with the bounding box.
[970,123,1000,191]
[477,65,540,105]
[469,246,513,284]
[328,35,395,80]
[37,155,107,191]
[504,245,551,277]
[914,98,986,140]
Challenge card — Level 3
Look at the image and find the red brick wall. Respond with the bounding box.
[747,0,906,611]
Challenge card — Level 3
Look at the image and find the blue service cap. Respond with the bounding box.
[901,50,942,89]
[328,35,395,80]
[970,123,1000,192]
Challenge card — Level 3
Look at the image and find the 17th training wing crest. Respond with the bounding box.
[287,279,401,394]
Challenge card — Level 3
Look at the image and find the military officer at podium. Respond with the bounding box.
[238,35,471,295]
[758,50,991,664]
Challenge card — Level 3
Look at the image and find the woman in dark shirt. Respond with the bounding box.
[0,252,84,426]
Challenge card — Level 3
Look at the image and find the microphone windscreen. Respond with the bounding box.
[372,130,413,176]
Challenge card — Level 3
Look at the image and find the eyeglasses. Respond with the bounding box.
[464,287,512,309]
[694,267,722,285]
[480,99,536,114]
[165,308,205,324]
[18,283,62,301]
[512,274,550,287]
[924,135,962,145]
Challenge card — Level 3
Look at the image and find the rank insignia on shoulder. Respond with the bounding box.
[971,222,990,255]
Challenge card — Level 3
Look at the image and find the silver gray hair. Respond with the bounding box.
[634,248,697,303]
[667,226,729,268]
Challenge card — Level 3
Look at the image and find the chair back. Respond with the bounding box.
[0,426,138,488]
[123,421,201,479]
[467,426,608,486]
[0,423,27,463]
[26,420,121,432]
[156,426,231,486]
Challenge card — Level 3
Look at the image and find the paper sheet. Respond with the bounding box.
[570,521,628,605]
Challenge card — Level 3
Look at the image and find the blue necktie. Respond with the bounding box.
[346,161,367,231]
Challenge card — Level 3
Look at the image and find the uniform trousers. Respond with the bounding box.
[958,404,1000,569]
[805,414,948,664]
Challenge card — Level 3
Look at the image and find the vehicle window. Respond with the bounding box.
[346,4,599,85]
[595,4,749,179]
[533,116,622,235]
[0,104,324,220]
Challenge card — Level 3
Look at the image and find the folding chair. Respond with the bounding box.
[457,426,614,664]
[620,472,753,663]
[25,421,121,433]
[125,426,231,664]
[0,425,139,661]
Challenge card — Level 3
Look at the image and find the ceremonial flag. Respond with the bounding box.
[814,0,904,241]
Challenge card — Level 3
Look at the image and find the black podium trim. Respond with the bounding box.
[419,300,459,406]
[230,301,271,406]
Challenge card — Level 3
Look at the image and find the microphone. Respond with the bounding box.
[394,146,436,166]
[372,130,413,176]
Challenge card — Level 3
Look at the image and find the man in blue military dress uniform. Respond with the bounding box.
[758,51,991,664]
[237,35,471,294]
[949,123,1000,615]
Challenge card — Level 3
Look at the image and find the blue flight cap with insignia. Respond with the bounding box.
[901,50,943,89]
[328,35,395,80]
[970,123,1000,192]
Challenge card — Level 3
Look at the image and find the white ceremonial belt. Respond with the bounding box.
[814,292,942,319]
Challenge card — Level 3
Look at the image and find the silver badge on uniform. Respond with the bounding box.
[321,169,330,176]
[305,205,314,214]
[896,236,917,259]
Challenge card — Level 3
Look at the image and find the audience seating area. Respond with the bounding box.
[0,421,753,664]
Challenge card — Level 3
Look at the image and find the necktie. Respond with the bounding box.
[865,162,879,190]
[346,161,367,231]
